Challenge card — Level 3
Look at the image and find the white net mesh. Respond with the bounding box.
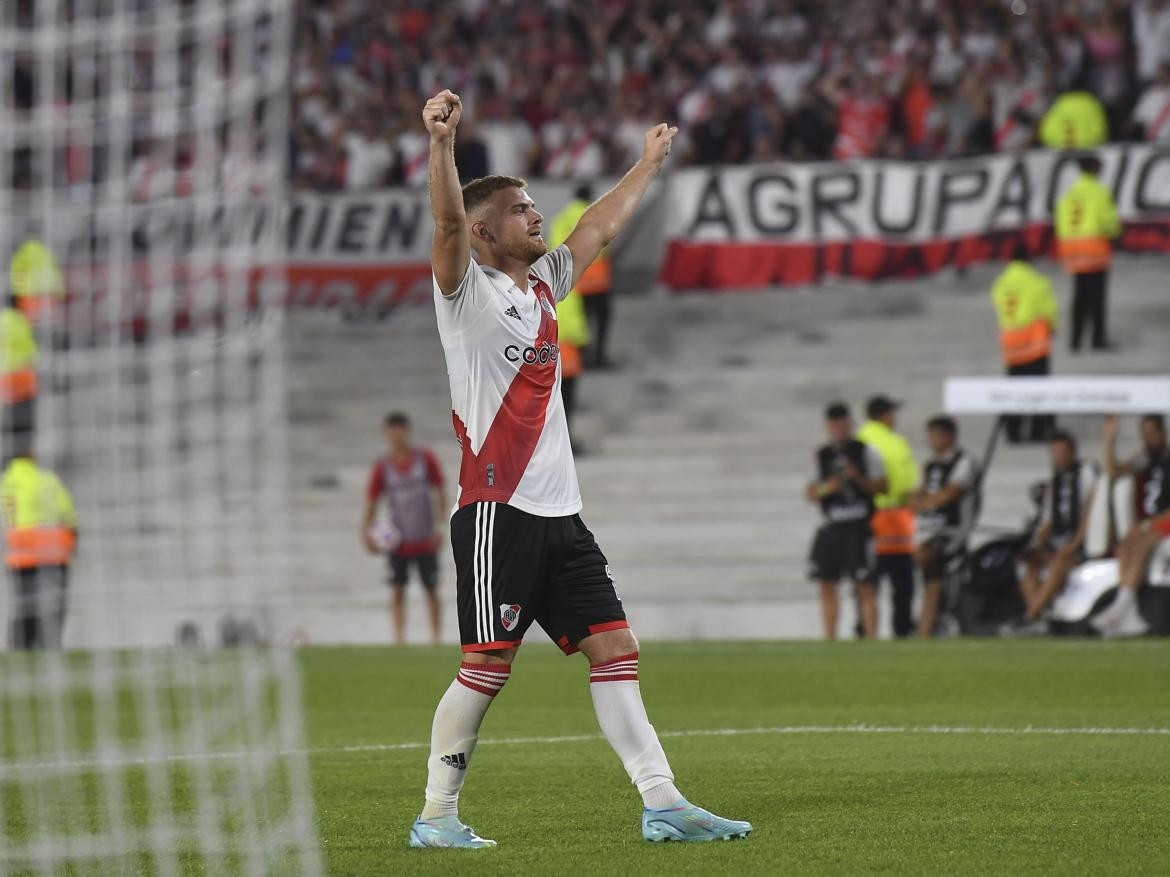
[0,0,321,872]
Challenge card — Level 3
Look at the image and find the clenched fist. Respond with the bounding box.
[642,123,678,166]
[423,89,462,142]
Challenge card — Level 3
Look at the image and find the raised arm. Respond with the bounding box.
[1103,415,1133,479]
[423,89,470,296]
[563,123,677,289]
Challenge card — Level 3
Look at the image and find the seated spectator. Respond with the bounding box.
[1004,431,1099,634]
[912,416,978,638]
[1092,414,1170,636]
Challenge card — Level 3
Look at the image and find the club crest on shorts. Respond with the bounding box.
[499,603,522,632]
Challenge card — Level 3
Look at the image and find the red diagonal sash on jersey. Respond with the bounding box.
[453,276,559,507]
[1148,96,1170,142]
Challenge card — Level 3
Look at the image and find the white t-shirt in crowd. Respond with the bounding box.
[344,133,393,190]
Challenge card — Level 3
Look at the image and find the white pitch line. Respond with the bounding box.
[3,723,1168,774]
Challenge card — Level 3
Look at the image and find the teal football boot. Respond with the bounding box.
[642,800,752,842]
[409,815,497,849]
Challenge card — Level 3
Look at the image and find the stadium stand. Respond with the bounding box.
[285,254,1169,643]
[292,0,1170,190]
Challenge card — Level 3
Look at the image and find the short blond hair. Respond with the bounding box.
[461,175,527,217]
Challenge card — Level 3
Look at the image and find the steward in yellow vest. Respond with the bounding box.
[1054,155,1120,352]
[991,243,1059,442]
[991,251,1058,368]
[8,237,65,323]
[1,295,39,405]
[1039,91,1108,149]
[555,288,591,433]
[2,454,77,649]
[550,184,615,368]
[856,395,920,638]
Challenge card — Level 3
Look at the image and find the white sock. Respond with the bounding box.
[1114,587,1137,611]
[589,652,683,810]
[420,661,510,820]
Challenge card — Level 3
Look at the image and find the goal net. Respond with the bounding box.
[0,0,320,872]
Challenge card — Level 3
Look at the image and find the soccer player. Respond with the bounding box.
[362,412,447,645]
[409,88,751,849]
[1092,414,1170,636]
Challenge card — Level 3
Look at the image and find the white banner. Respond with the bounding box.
[944,376,1170,414]
[665,144,1170,244]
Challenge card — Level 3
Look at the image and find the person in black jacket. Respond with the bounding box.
[805,402,888,639]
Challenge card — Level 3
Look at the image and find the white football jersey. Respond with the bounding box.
[434,244,581,518]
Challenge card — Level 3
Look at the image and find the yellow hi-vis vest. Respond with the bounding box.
[549,198,612,296]
[856,419,919,555]
[990,261,1058,366]
[0,307,39,403]
[1054,173,1120,274]
[2,458,77,568]
[555,289,591,378]
[1038,91,1108,149]
[9,238,65,319]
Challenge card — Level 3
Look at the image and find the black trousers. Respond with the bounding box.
[877,553,916,638]
[1005,356,1055,443]
[583,292,613,367]
[1071,270,1108,351]
[9,565,68,650]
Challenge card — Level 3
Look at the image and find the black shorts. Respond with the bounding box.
[450,501,627,654]
[389,552,439,591]
[808,523,875,584]
[918,533,966,580]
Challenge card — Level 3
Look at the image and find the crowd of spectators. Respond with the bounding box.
[292,0,1170,191]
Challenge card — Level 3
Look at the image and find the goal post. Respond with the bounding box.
[0,1,321,873]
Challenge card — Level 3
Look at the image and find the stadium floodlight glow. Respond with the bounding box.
[943,376,1170,414]
[0,1,321,873]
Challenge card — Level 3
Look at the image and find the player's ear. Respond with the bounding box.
[471,220,492,243]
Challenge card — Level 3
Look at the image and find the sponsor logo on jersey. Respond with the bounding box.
[538,293,556,318]
[499,603,522,632]
[504,305,521,321]
[504,342,560,365]
[440,753,467,770]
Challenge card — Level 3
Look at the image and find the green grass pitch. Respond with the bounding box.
[308,639,1170,876]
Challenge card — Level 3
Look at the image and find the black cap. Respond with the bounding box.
[825,401,850,420]
[866,395,901,419]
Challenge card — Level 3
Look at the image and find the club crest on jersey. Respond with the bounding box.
[538,293,556,318]
[499,604,522,632]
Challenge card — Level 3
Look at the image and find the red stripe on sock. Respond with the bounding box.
[589,674,639,683]
[459,661,511,675]
[456,675,503,697]
[590,651,639,671]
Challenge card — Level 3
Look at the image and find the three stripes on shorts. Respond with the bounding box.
[472,501,497,644]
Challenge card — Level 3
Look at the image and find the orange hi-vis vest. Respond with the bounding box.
[991,261,1058,366]
[575,257,612,296]
[871,507,915,555]
[549,197,613,296]
[1054,174,1120,275]
[2,458,77,569]
[856,420,920,556]
[1,307,39,404]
